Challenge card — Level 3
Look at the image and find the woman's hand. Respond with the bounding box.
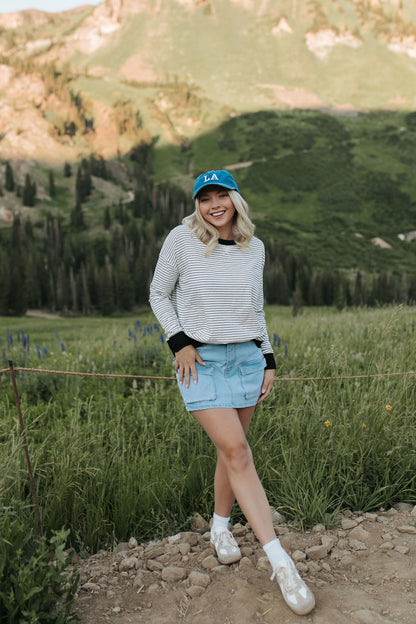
[175,345,206,388]
[257,369,275,405]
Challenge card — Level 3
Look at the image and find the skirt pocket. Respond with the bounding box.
[176,364,216,405]
[239,359,265,401]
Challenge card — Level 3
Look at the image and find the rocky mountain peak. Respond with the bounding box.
[1,0,416,160]
[92,0,150,19]
[0,9,50,29]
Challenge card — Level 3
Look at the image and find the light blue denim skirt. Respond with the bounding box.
[176,341,266,411]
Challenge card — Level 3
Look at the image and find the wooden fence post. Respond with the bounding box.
[8,360,43,537]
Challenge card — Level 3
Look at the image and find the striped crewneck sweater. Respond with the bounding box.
[149,224,276,369]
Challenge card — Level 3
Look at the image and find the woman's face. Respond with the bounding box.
[197,186,236,239]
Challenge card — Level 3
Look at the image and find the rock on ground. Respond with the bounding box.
[73,504,416,624]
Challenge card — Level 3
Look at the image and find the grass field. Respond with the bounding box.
[1,306,415,553]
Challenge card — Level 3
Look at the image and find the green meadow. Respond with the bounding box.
[1,306,415,554]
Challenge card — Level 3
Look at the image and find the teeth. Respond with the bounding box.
[211,211,225,217]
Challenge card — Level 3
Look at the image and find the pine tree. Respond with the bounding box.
[12,215,22,247]
[49,170,56,198]
[70,199,85,229]
[321,271,336,306]
[0,249,8,314]
[64,161,72,177]
[86,251,100,308]
[90,154,108,179]
[56,264,69,311]
[24,218,34,241]
[22,174,36,207]
[98,261,114,315]
[291,282,303,317]
[264,260,290,304]
[69,266,78,313]
[353,271,363,306]
[408,277,416,304]
[400,272,409,304]
[6,253,27,315]
[115,254,134,310]
[80,264,91,314]
[75,167,83,205]
[75,161,92,204]
[104,206,111,230]
[335,273,351,311]
[25,249,41,308]
[5,161,15,192]
[133,256,148,305]
[81,158,92,197]
[310,272,323,306]
[115,202,125,224]
[296,254,311,305]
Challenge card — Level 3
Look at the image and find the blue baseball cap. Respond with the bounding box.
[193,170,240,200]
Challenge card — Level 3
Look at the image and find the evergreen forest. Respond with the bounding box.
[1,109,416,316]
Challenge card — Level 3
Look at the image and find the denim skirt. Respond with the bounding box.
[176,341,266,411]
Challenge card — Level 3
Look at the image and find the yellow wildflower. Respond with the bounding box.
[324,420,332,427]
[362,423,366,429]
[386,405,392,410]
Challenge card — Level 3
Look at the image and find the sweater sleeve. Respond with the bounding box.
[255,240,276,368]
[149,231,183,340]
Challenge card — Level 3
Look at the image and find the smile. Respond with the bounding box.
[211,210,226,217]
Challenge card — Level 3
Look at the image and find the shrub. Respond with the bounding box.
[0,509,79,623]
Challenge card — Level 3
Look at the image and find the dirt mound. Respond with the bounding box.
[73,504,416,624]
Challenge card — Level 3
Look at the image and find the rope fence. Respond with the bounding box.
[0,367,175,380]
[1,365,415,382]
[3,359,416,538]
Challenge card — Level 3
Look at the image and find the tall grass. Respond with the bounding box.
[1,306,415,552]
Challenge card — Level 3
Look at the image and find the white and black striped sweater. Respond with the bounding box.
[149,225,276,369]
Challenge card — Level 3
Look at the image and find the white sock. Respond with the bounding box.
[211,512,230,535]
[263,537,291,570]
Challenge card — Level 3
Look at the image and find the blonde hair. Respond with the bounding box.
[182,189,255,255]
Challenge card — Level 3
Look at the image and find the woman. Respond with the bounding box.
[149,170,315,616]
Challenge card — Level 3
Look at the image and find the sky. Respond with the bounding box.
[0,0,102,13]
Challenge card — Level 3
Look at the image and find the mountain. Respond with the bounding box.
[1,0,416,313]
[1,0,416,161]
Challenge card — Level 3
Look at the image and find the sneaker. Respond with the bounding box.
[271,558,315,616]
[210,529,242,565]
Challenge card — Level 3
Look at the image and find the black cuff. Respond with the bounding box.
[264,352,276,370]
[167,331,191,354]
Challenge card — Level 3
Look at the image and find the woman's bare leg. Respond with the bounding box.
[193,406,275,545]
[194,406,316,615]
[213,405,255,518]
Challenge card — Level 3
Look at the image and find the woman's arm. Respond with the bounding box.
[150,230,205,385]
[149,253,182,339]
[174,344,206,388]
[256,368,275,405]
[254,240,276,371]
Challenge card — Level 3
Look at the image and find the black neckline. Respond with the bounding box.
[218,238,236,246]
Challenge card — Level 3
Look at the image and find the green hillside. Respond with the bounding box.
[154,108,416,277]
[70,0,416,116]
[1,108,416,315]
[2,0,416,161]
[1,1,416,313]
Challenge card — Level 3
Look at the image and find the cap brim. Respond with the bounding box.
[193,182,238,200]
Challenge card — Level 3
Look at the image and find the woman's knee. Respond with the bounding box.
[220,440,253,472]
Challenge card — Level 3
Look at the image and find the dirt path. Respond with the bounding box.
[25,309,64,319]
[73,504,416,624]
